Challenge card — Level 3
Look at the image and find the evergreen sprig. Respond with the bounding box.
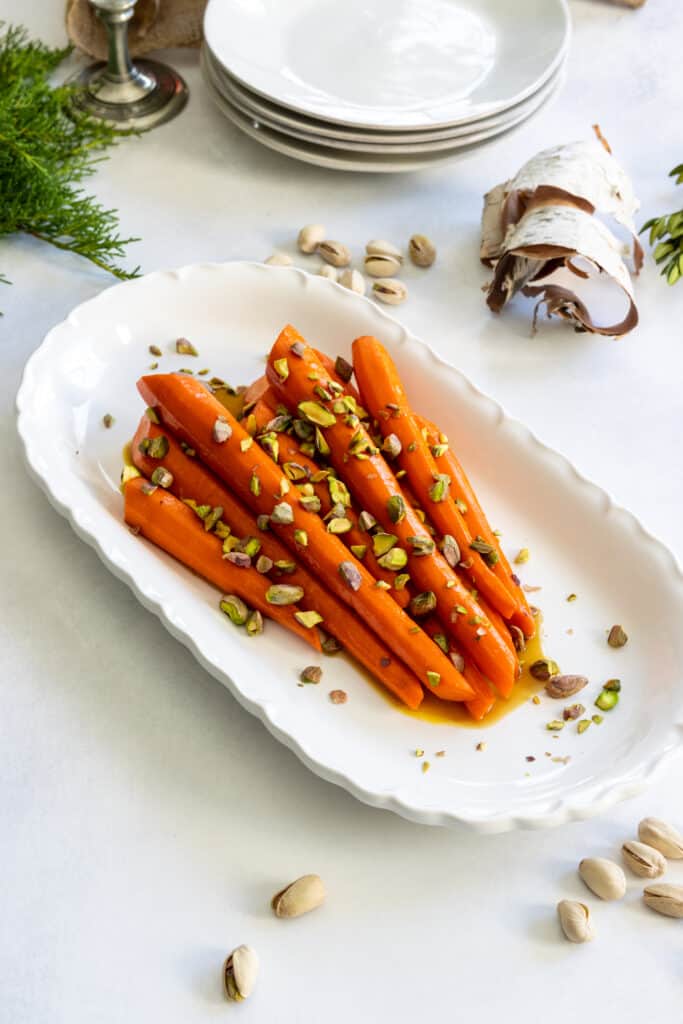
[0,23,139,298]
[640,164,683,286]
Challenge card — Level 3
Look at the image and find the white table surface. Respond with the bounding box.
[3,2,683,1020]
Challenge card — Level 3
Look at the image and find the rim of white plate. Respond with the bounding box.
[16,261,683,832]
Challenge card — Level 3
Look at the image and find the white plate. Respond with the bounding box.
[206,48,565,155]
[204,0,570,130]
[205,44,566,145]
[201,53,553,174]
[16,262,683,833]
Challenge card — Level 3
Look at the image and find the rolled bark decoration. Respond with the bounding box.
[486,205,638,337]
[481,141,642,271]
[66,0,207,59]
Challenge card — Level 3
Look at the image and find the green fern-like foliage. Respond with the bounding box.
[0,23,139,295]
[640,164,683,286]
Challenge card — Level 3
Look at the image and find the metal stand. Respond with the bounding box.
[69,0,188,131]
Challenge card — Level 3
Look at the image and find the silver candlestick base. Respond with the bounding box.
[69,0,188,131]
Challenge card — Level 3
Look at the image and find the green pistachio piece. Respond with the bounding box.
[604,678,621,692]
[283,461,308,481]
[428,473,450,502]
[407,535,435,556]
[313,384,332,402]
[529,658,560,682]
[350,544,367,559]
[250,473,261,497]
[148,345,162,357]
[372,532,398,557]
[334,355,353,382]
[300,665,322,684]
[265,584,304,605]
[213,521,231,540]
[140,434,169,459]
[297,401,336,427]
[176,337,198,356]
[293,418,315,441]
[577,719,591,734]
[239,536,262,558]
[377,548,408,571]
[294,529,308,547]
[203,505,224,532]
[315,427,330,456]
[595,690,619,711]
[328,477,351,508]
[246,610,264,636]
[270,502,294,525]
[426,671,440,688]
[374,580,391,590]
[259,431,279,463]
[273,560,296,573]
[120,464,141,488]
[273,357,289,381]
[327,517,352,535]
[358,510,377,532]
[255,555,273,574]
[440,534,460,568]
[431,443,448,458]
[220,594,248,625]
[394,573,410,590]
[410,591,437,617]
[433,633,449,654]
[294,611,324,629]
[546,720,565,731]
[299,494,322,513]
[386,494,406,524]
[607,624,628,648]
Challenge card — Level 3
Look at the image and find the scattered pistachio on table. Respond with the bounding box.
[264,251,293,266]
[300,665,322,685]
[409,233,436,267]
[339,267,366,295]
[622,840,667,879]
[545,674,588,699]
[317,240,351,267]
[529,658,560,681]
[329,688,348,704]
[372,278,408,305]
[175,337,198,356]
[638,817,683,858]
[364,253,402,277]
[579,858,626,901]
[558,900,594,943]
[318,263,338,281]
[223,945,258,1002]
[365,239,403,262]
[607,623,628,648]
[102,413,114,429]
[272,874,326,918]
[297,223,326,254]
[643,884,683,918]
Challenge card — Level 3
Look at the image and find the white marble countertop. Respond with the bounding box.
[3,2,683,1021]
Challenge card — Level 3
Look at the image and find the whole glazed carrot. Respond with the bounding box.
[421,616,496,720]
[132,414,423,708]
[265,326,518,697]
[416,414,536,638]
[248,395,411,607]
[137,372,473,702]
[123,476,321,651]
[352,335,519,623]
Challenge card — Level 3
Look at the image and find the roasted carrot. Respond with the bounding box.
[137,372,473,702]
[248,396,412,607]
[421,617,497,720]
[265,326,517,696]
[132,414,423,708]
[416,414,536,638]
[123,476,321,651]
[352,335,519,623]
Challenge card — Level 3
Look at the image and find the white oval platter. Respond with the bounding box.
[16,262,683,832]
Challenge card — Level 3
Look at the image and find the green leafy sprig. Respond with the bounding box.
[0,24,139,297]
[640,164,683,286]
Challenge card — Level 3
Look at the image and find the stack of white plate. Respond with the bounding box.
[202,0,570,174]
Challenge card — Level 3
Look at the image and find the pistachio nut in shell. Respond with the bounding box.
[339,268,366,295]
[223,944,259,1001]
[317,240,351,267]
[643,883,683,918]
[365,238,403,262]
[638,817,683,858]
[622,840,667,879]
[408,233,436,267]
[545,674,588,699]
[372,278,407,305]
[297,223,326,254]
[557,900,594,943]
[578,857,626,901]
[271,873,325,918]
[364,253,402,278]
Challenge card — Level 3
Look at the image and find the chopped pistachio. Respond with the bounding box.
[546,720,565,731]
[350,544,367,559]
[378,548,408,571]
[428,473,450,502]
[328,477,351,508]
[293,528,308,547]
[273,560,296,573]
[410,591,437,617]
[476,742,487,752]
[339,560,362,591]
[595,689,619,711]
[120,464,141,488]
[470,536,499,566]
[358,510,377,532]
[222,536,239,554]
[313,383,332,402]
[148,361,159,370]
[259,431,279,463]
[386,494,406,524]
[299,494,322,513]
[407,535,435,556]
[180,441,196,457]
[406,442,416,452]
[224,551,251,568]
[334,355,353,382]
[255,555,273,574]
[426,671,440,688]
[300,442,315,457]
[592,714,604,725]
[421,761,430,774]
[382,433,402,458]
[531,695,541,705]
[433,633,449,655]
[567,593,577,603]
[300,665,322,684]
[321,634,342,655]
[249,473,261,497]
[327,517,352,535]
[240,437,254,452]
[279,478,290,498]
[220,594,248,625]
[454,498,468,515]
[415,748,424,758]
[295,611,324,630]
[140,434,169,459]
[577,719,591,734]
[246,610,264,636]
[372,532,398,557]
[514,548,530,565]
[148,344,162,357]
[283,461,307,481]
[270,502,294,525]
[197,368,210,376]
[430,443,448,458]
[563,703,585,721]
[329,689,348,704]
[256,514,270,531]
[450,651,465,672]
[239,536,262,558]
[529,658,560,682]
[265,584,304,606]
[314,427,330,456]
[176,337,198,356]
[604,678,621,692]
[374,580,391,590]
[292,418,314,441]
[203,505,224,532]
[150,466,173,489]
[454,604,466,614]
[102,413,115,429]
[178,367,194,375]
[394,573,410,590]
[607,624,628,648]
[140,481,157,496]
[212,416,232,444]
[297,401,336,427]
[273,357,289,381]
[290,341,305,358]
[440,534,460,568]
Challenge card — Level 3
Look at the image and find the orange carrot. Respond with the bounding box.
[416,414,536,638]
[123,476,321,651]
[352,335,519,624]
[421,617,496,719]
[265,326,517,697]
[137,372,473,702]
[132,414,423,708]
